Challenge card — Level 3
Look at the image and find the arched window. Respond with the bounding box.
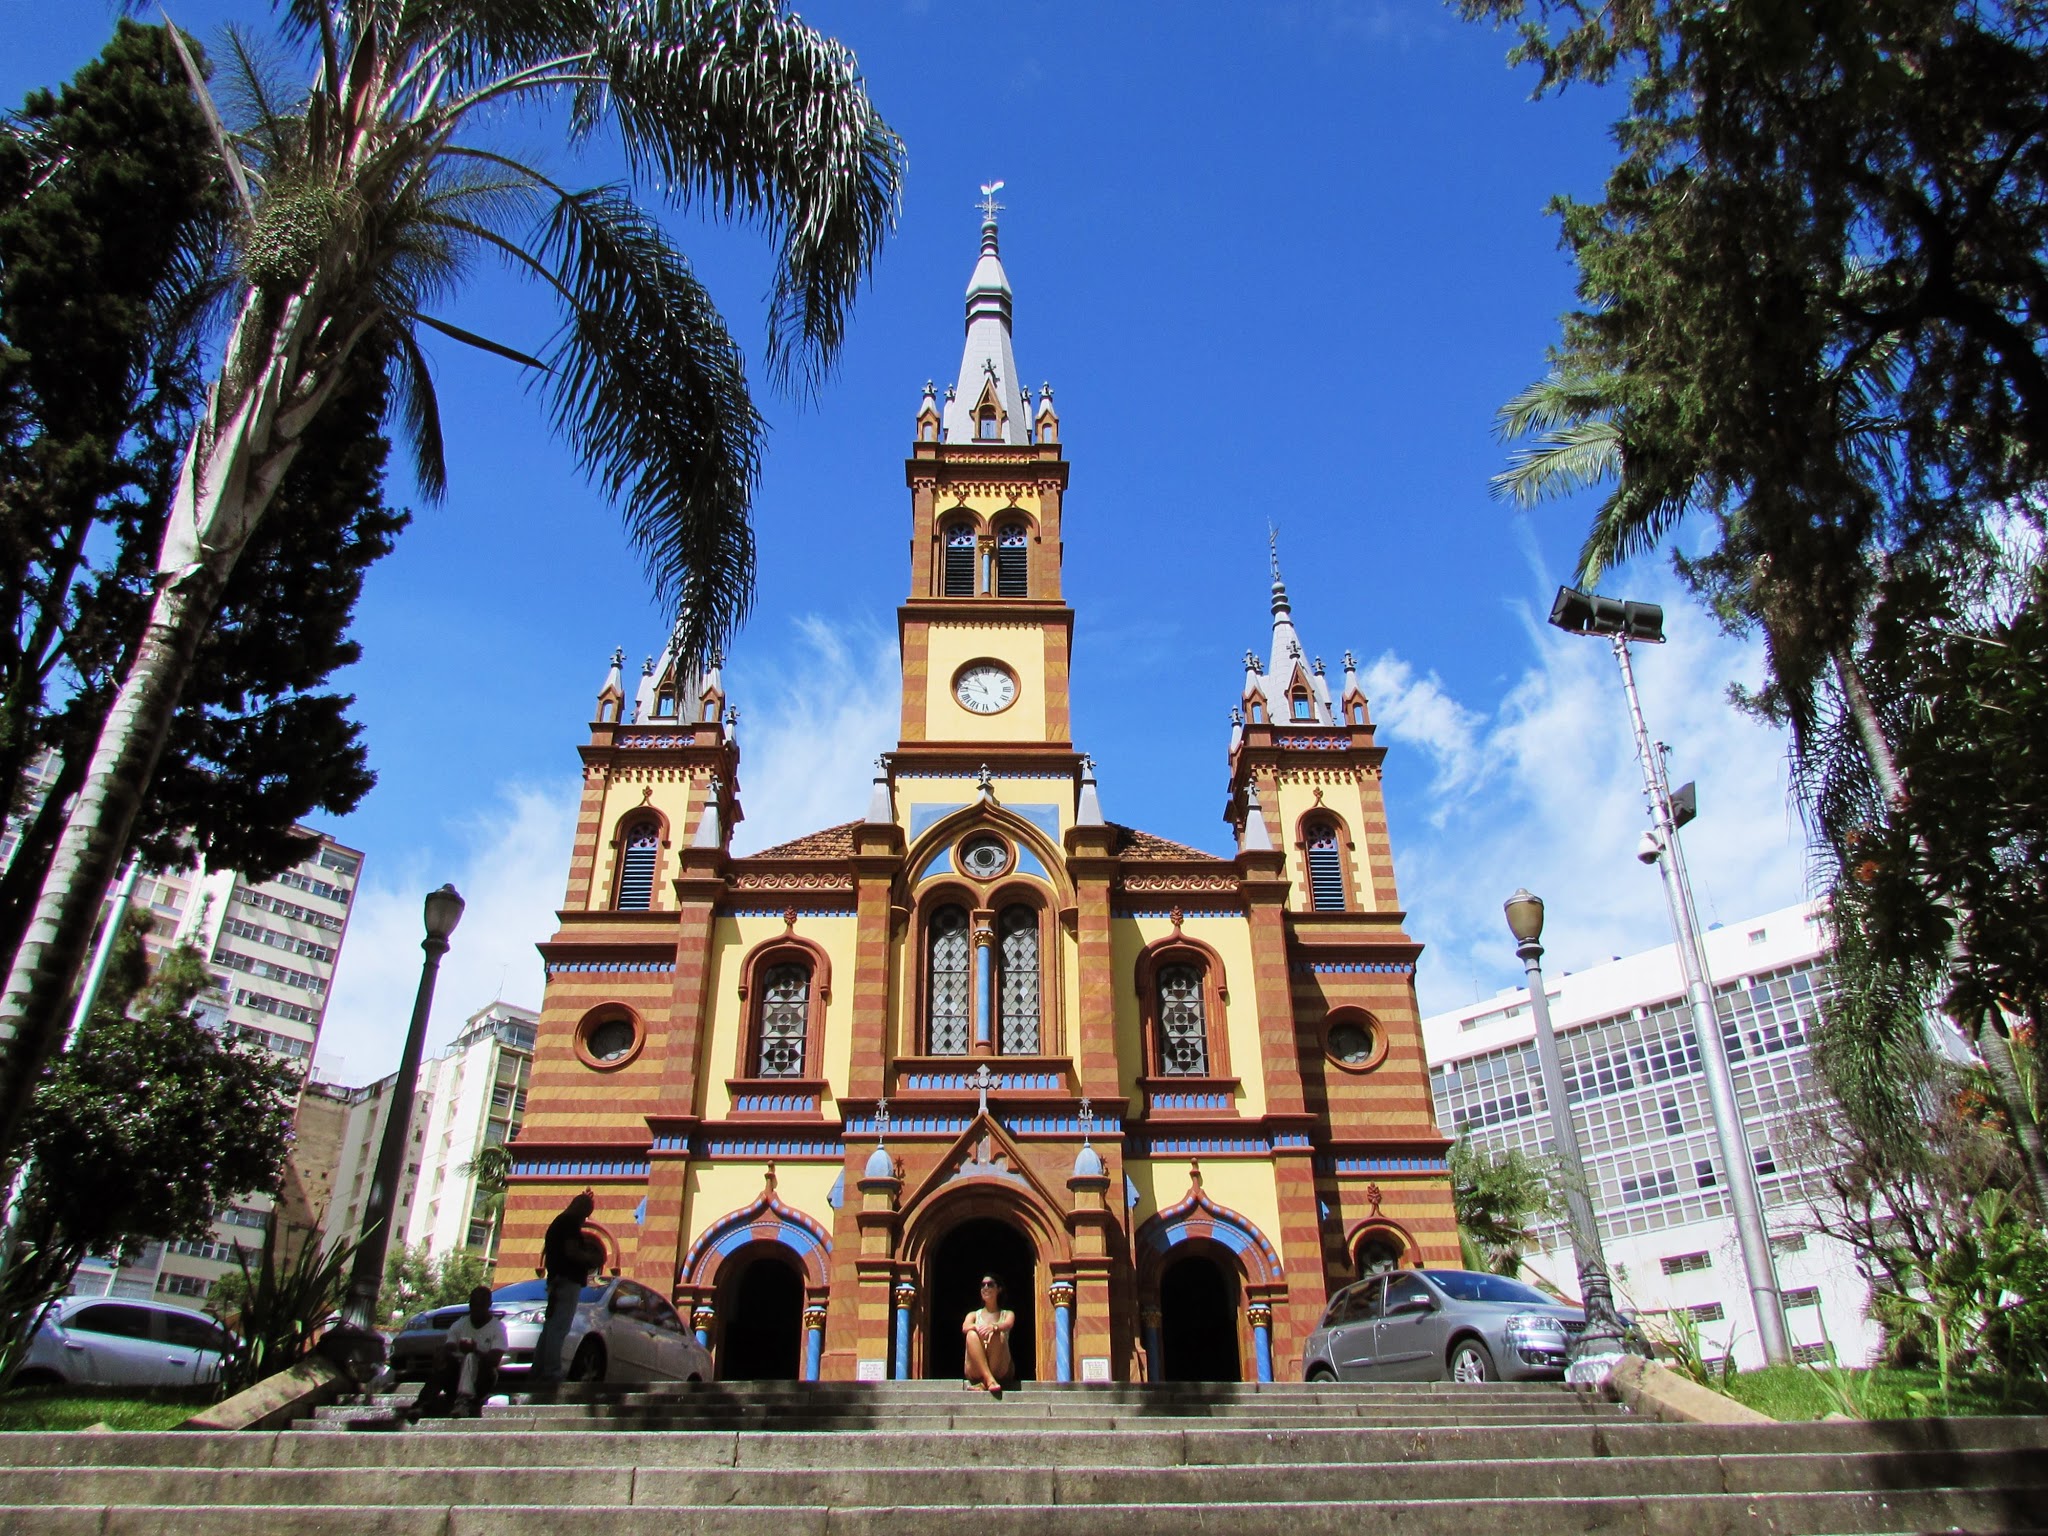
[927,905,971,1055]
[1305,821,1345,911]
[755,962,810,1077]
[615,820,660,910]
[654,690,675,719]
[942,524,977,596]
[1157,964,1209,1076]
[976,404,1000,440]
[1290,689,1313,721]
[994,523,1029,597]
[996,904,1040,1054]
[1247,701,1266,724]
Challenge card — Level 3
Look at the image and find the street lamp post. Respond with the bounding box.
[1549,587,1791,1366]
[1503,890,1628,1374]
[341,884,465,1332]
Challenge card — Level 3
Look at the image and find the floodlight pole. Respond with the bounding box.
[1611,636,1791,1366]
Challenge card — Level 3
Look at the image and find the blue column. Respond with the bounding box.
[803,1304,826,1382]
[1141,1306,1163,1381]
[1050,1282,1075,1383]
[973,928,993,1051]
[893,1283,915,1380]
[1249,1303,1274,1383]
[692,1304,714,1352]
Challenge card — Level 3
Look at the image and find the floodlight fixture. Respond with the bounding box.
[1548,585,1665,643]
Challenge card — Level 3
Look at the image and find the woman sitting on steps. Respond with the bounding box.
[962,1274,1014,1396]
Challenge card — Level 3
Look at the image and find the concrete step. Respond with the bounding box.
[15,1486,2048,1536]
[5,1417,2040,1471]
[1,1447,2038,1509]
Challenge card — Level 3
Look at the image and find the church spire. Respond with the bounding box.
[1244,531,1337,727]
[942,182,1030,445]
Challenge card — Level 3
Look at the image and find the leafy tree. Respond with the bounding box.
[0,911,297,1386]
[457,1142,511,1257]
[1470,0,2048,1206]
[1448,1138,1559,1276]
[0,24,405,971]
[377,1240,491,1327]
[0,0,904,1173]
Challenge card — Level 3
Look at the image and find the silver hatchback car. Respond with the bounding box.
[1302,1269,1584,1383]
[16,1296,232,1389]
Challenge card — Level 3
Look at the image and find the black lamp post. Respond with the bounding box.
[341,883,465,1331]
[1503,889,1629,1369]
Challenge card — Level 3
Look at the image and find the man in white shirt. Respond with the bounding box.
[419,1286,508,1417]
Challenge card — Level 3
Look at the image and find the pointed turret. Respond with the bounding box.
[1076,754,1105,827]
[1034,381,1059,445]
[596,647,626,724]
[915,379,941,444]
[1239,535,1337,727]
[942,187,1030,445]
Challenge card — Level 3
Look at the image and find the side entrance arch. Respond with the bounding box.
[714,1243,805,1380]
[1135,1173,1286,1383]
[1157,1247,1241,1382]
[924,1216,1037,1382]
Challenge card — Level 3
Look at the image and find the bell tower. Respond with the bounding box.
[900,190,1072,757]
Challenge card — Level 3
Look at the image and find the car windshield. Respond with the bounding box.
[493,1279,604,1305]
[1425,1271,1560,1306]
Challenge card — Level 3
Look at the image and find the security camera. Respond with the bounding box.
[1636,830,1664,865]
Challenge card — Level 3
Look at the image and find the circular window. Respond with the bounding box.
[581,1014,639,1068]
[959,836,1010,880]
[1323,1013,1387,1073]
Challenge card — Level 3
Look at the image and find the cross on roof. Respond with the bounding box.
[1078,1096,1094,1148]
[968,1062,997,1116]
[875,1097,890,1143]
[978,180,1005,220]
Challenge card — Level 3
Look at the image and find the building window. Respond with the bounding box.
[1695,1159,1718,1188]
[1291,692,1313,720]
[615,819,659,910]
[976,406,1000,440]
[1157,964,1209,1076]
[994,522,1029,597]
[654,690,675,718]
[1304,821,1345,910]
[756,962,810,1078]
[1660,1251,1711,1276]
[1688,1301,1725,1323]
[942,523,976,596]
[997,905,1040,1054]
[927,905,971,1055]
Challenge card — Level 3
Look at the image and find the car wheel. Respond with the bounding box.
[568,1340,607,1383]
[1449,1339,1496,1384]
[1305,1365,1336,1383]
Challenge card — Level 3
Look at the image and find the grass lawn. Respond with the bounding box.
[0,1385,214,1432]
[1716,1365,2048,1421]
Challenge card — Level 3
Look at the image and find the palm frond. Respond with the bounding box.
[385,320,448,498]
[1492,419,1622,508]
[533,184,761,665]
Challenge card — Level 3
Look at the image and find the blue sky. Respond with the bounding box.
[6,2,1810,1083]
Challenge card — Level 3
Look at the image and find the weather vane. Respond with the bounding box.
[1268,520,1282,581]
[978,180,1005,221]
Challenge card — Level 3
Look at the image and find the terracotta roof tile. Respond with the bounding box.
[1111,825,1229,863]
[749,822,858,860]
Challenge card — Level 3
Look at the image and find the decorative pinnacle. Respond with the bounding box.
[976,763,994,797]
[1269,521,1282,582]
[1344,649,1357,671]
[1230,706,1243,725]
[875,1097,890,1145]
[1313,656,1326,676]
[642,655,655,676]
[1078,1096,1094,1149]
[609,647,624,670]
[1243,649,1262,674]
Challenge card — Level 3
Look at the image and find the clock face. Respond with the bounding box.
[954,663,1017,714]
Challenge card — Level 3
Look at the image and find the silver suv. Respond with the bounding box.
[1302,1269,1584,1383]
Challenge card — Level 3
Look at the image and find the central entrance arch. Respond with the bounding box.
[716,1246,804,1380]
[1158,1251,1241,1382]
[925,1217,1037,1381]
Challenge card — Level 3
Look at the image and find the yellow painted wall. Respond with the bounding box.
[1110,915,1266,1118]
[1268,771,1377,914]
[699,915,859,1118]
[586,768,704,912]
[898,775,1076,847]
[1125,1156,1284,1255]
[681,1159,839,1258]
[922,622,1051,742]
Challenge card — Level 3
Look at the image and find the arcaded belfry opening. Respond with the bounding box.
[925,1216,1037,1382]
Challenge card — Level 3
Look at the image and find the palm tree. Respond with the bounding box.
[0,0,904,1167]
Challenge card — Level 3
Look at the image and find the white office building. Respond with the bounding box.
[1422,900,1881,1372]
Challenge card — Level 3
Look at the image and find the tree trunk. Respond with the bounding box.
[1833,645,2048,1211]
[0,562,224,1162]
[0,748,88,977]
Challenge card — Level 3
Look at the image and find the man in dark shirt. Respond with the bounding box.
[532,1188,599,1385]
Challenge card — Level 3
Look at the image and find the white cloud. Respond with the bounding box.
[728,615,900,855]
[1372,573,1811,1017]
[314,785,574,1085]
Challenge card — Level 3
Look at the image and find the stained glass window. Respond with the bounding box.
[998,905,1040,1054]
[928,906,971,1055]
[1158,964,1208,1076]
[756,963,809,1077]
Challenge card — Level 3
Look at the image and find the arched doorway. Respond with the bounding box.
[716,1248,804,1380]
[925,1217,1037,1381]
[1158,1252,1241,1382]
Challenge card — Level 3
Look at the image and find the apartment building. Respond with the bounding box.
[1422,900,1882,1372]
[325,1001,537,1269]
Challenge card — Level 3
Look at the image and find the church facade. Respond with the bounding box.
[501,209,1458,1385]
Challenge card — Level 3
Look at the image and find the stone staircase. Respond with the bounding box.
[0,1380,2042,1533]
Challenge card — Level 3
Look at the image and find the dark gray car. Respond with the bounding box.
[1301,1269,1584,1383]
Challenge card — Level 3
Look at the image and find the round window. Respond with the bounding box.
[1326,1020,1376,1067]
[959,836,1009,879]
[586,1017,637,1064]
